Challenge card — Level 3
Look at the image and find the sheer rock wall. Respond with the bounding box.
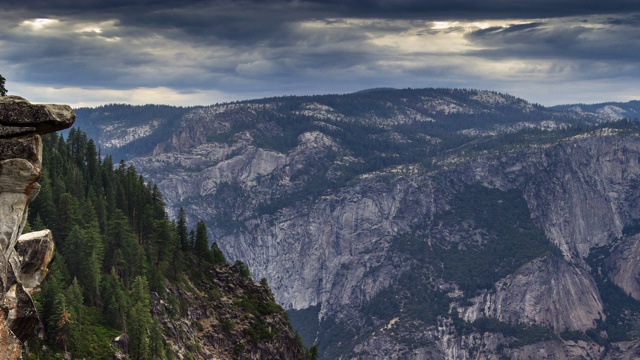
[0,96,74,359]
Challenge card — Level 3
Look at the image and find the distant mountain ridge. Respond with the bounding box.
[552,100,640,121]
[74,87,616,162]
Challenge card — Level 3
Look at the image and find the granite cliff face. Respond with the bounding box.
[76,88,640,358]
[0,96,74,359]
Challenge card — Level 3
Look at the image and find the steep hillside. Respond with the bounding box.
[75,88,640,359]
[153,259,309,359]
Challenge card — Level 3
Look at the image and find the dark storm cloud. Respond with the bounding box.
[0,1,383,89]
[6,0,640,32]
[605,14,640,26]
[1,0,640,105]
[466,17,640,63]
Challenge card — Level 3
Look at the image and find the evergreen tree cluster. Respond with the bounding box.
[27,129,227,359]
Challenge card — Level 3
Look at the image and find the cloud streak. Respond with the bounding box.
[0,1,639,106]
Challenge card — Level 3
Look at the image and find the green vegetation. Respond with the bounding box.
[393,185,557,295]
[361,272,450,325]
[315,316,359,360]
[559,329,591,342]
[27,129,302,359]
[29,129,177,358]
[435,185,558,292]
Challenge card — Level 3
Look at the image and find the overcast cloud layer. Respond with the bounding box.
[1,0,639,107]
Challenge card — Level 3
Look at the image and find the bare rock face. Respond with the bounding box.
[0,96,74,358]
[461,257,604,332]
[607,234,640,300]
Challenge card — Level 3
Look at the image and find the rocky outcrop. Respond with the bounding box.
[0,96,74,359]
[0,96,75,138]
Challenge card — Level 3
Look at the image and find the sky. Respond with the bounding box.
[1,0,639,108]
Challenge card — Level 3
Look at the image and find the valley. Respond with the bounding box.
[75,88,640,359]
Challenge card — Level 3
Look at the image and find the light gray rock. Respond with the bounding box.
[504,340,605,360]
[0,159,40,257]
[10,230,55,295]
[461,257,604,332]
[0,96,74,358]
[607,234,640,300]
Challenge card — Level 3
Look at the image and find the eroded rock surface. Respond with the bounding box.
[0,96,74,358]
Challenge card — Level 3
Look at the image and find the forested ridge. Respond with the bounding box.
[25,129,311,359]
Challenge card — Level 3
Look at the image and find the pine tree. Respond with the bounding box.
[79,224,104,304]
[194,220,211,263]
[54,296,72,353]
[55,193,81,241]
[128,276,152,360]
[85,139,100,187]
[176,207,189,252]
[0,73,6,96]
[101,268,129,329]
[211,242,226,265]
[40,254,70,336]
[30,171,56,229]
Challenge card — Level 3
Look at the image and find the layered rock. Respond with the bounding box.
[0,96,74,358]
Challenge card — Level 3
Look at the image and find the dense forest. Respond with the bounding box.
[25,129,310,359]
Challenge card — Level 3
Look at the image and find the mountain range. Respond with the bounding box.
[73,88,640,359]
